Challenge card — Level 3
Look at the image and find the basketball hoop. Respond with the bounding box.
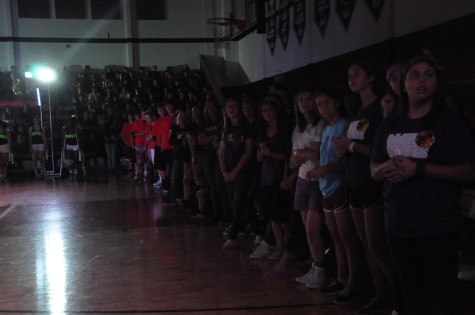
[207,17,246,50]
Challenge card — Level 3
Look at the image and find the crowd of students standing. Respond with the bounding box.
[0,52,474,315]
[117,52,474,315]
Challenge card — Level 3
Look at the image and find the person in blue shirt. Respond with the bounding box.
[308,89,364,305]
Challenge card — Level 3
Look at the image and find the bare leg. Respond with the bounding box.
[183,166,192,201]
[335,207,364,289]
[306,210,325,264]
[266,249,291,274]
[325,210,348,282]
[271,221,285,249]
[196,189,208,213]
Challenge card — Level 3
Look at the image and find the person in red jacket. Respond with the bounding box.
[154,104,173,191]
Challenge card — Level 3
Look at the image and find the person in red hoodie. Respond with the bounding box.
[154,104,173,191]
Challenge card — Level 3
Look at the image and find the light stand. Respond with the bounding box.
[36,68,59,177]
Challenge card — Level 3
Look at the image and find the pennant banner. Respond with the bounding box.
[366,0,384,21]
[314,0,330,37]
[267,0,277,55]
[336,0,355,31]
[293,0,306,45]
[278,0,290,50]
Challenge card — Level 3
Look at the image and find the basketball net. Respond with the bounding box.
[213,26,230,50]
[207,18,246,50]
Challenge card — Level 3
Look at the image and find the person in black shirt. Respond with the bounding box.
[219,97,254,249]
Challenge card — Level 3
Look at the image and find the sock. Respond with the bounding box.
[314,261,325,269]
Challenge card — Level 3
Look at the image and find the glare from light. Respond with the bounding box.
[36,88,41,107]
[37,68,57,83]
[44,227,66,315]
[25,71,33,78]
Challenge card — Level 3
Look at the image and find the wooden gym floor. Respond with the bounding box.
[0,172,474,315]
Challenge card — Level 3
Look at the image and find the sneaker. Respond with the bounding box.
[353,298,392,315]
[268,247,283,261]
[222,225,232,236]
[253,235,263,247]
[162,200,176,206]
[189,209,205,218]
[305,265,326,289]
[320,279,346,295]
[333,286,366,305]
[222,239,237,250]
[295,264,314,284]
[222,229,245,238]
[249,241,270,259]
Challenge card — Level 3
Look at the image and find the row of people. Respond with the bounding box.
[101,52,474,315]
[1,53,473,315]
[0,115,47,180]
[178,54,472,315]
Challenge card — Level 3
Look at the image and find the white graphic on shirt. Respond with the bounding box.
[386,131,434,159]
[347,119,369,140]
[226,133,244,145]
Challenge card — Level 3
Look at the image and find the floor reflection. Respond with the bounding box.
[38,221,66,315]
[0,175,231,314]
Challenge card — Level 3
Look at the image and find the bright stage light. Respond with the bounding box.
[25,71,33,78]
[37,68,57,83]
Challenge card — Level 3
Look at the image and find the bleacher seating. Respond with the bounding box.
[0,64,211,172]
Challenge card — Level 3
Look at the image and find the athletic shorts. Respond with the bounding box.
[0,144,9,154]
[322,186,347,213]
[32,144,45,152]
[65,144,79,151]
[348,181,383,209]
[294,177,322,212]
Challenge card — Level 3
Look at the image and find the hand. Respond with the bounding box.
[379,156,415,183]
[227,169,238,182]
[292,151,305,166]
[391,156,417,182]
[306,166,324,181]
[293,149,302,159]
[280,178,292,190]
[261,147,271,156]
[222,170,235,183]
